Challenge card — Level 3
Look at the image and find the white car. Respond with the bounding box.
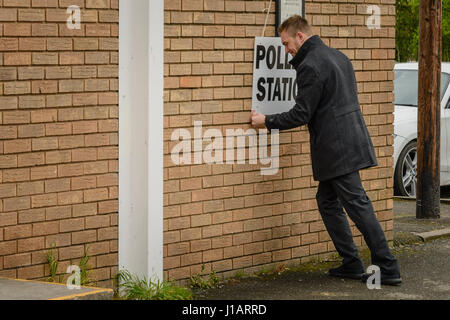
[393,62,450,197]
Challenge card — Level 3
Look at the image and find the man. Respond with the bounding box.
[251,15,402,285]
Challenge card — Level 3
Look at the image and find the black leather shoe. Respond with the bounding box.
[328,265,365,280]
[361,273,402,286]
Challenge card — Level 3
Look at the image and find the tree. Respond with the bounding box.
[443,0,450,61]
[396,0,449,62]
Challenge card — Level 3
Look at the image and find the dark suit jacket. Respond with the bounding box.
[265,35,377,181]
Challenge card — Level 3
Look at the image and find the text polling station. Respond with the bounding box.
[252,37,297,115]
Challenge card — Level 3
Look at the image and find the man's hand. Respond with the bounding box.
[251,110,266,129]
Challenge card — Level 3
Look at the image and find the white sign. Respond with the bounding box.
[252,37,297,115]
[278,0,305,24]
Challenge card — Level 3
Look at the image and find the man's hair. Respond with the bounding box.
[277,15,312,36]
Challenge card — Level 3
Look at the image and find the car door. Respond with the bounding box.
[442,72,450,183]
[395,68,449,186]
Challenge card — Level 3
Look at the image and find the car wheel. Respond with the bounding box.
[394,140,417,197]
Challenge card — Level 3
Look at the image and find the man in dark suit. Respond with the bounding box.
[251,15,402,285]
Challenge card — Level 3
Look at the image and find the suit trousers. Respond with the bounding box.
[316,170,401,276]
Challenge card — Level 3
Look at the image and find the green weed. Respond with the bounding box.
[79,245,94,286]
[46,243,63,283]
[45,243,95,286]
[114,269,193,300]
[189,265,220,290]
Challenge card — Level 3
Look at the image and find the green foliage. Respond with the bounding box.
[443,1,450,61]
[233,270,250,279]
[395,0,419,62]
[189,265,220,290]
[46,243,63,283]
[396,0,450,62]
[114,269,193,300]
[254,263,289,277]
[45,243,94,286]
[255,266,271,277]
[79,245,94,286]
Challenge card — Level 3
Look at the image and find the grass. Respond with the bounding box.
[393,231,423,247]
[233,270,251,280]
[189,265,220,290]
[79,245,94,286]
[253,263,291,278]
[45,243,94,286]
[46,243,63,283]
[114,269,193,300]
[254,266,271,277]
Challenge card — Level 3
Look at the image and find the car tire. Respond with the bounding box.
[394,140,417,197]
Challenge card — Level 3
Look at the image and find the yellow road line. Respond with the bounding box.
[49,288,113,300]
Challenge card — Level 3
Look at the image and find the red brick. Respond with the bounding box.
[0,212,18,227]
[18,237,45,253]
[31,193,57,208]
[58,245,85,260]
[45,206,71,221]
[18,208,45,224]
[72,230,97,244]
[4,253,31,269]
[59,218,84,233]
[17,181,44,196]
[4,224,32,240]
[18,264,45,279]
[3,196,31,212]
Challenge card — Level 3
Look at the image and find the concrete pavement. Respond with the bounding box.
[0,278,113,300]
[198,198,450,300]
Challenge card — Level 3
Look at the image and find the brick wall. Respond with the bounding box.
[0,0,396,287]
[0,0,118,287]
[163,0,396,283]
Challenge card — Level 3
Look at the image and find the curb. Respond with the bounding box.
[394,196,450,204]
[412,228,450,242]
[49,288,114,300]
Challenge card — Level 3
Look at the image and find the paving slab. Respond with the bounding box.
[413,228,450,241]
[393,197,450,234]
[0,277,113,300]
